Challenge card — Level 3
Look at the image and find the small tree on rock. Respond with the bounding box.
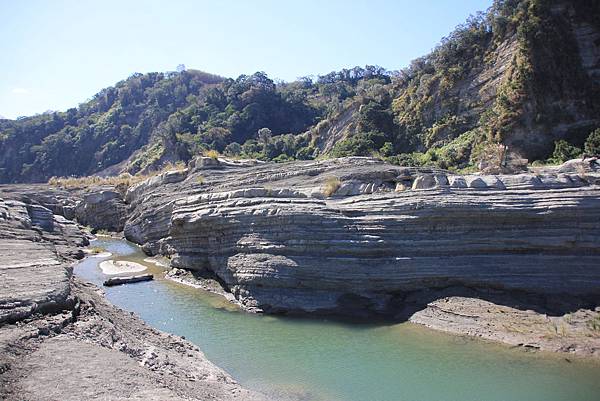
[257,128,272,145]
[584,128,600,156]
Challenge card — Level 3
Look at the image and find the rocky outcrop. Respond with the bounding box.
[0,197,88,324]
[0,184,128,232]
[410,296,600,357]
[119,158,600,319]
[3,156,600,357]
[74,188,128,231]
[0,191,269,400]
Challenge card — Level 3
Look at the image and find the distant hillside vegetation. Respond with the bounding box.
[1,0,599,183]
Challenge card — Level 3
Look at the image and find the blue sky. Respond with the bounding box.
[0,0,492,119]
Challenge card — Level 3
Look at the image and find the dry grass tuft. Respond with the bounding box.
[589,315,600,332]
[204,149,219,159]
[48,173,145,189]
[48,161,188,190]
[323,176,342,197]
[88,246,105,254]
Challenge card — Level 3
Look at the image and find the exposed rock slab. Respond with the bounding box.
[410,296,600,357]
[0,280,269,401]
[0,195,269,400]
[0,198,86,324]
[117,157,600,355]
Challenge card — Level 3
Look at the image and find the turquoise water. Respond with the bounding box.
[75,239,600,401]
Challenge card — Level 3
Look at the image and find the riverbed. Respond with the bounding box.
[74,238,600,401]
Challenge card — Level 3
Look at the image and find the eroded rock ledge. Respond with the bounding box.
[2,156,599,358]
[121,156,600,356]
[0,196,268,400]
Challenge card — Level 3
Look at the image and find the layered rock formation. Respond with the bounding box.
[0,197,87,324]
[0,184,128,232]
[0,190,268,400]
[120,157,600,319]
[3,156,599,357]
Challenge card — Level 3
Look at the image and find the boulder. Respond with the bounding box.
[412,174,436,190]
[466,177,488,189]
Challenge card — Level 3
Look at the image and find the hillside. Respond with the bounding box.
[1,0,599,183]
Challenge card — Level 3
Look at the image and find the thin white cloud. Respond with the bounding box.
[11,88,29,95]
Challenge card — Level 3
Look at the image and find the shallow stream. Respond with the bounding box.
[74,238,600,401]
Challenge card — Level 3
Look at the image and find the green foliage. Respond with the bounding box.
[295,146,316,160]
[550,140,582,164]
[223,142,242,157]
[0,70,222,182]
[584,128,600,155]
[380,142,394,157]
[329,131,387,158]
[0,70,319,183]
[272,153,293,163]
[1,0,599,183]
[386,153,424,167]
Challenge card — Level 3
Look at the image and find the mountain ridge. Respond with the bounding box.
[1,0,599,183]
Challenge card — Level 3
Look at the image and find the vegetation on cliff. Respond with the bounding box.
[1,0,599,183]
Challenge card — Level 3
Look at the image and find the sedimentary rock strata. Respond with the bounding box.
[0,191,268,400]
[119,157,600,320]
[410,296,600,357]
[2,156,599,358]
[0,197,86,324]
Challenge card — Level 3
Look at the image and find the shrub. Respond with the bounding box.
[329,131,387,158]
[161,161,187,172]
[380,142,394,157]
[273,154,293,163]
[295,146,316,160]
[584,128,600,156]
[224,142,242,156]
[89,246,105,254]
[204,149,219,159]
[387,153,424,167]
[589,315,600,331]
[322,176,342,197]
[472,142,527,174]
[550,140,582,163]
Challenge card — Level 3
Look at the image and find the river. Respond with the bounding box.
[74,238,600,401]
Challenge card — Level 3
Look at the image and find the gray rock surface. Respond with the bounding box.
[0,194,269,400]
[0,184,127,232]
[74,188,128,231]
[2,156,600,358]
[410,296,600,357]
[0,197,86,324]
[118,157,600,320]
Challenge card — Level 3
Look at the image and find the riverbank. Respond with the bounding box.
[0,197,268,400]
[75,238,600,401]
[2,156,600,361]
[166,261,600,358]
[410,296,600,357]
[0,278,269,401]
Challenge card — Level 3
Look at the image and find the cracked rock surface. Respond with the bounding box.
[0,194,268,400]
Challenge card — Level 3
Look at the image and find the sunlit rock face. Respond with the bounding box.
[122,157,600,316]
[0,197,88,324]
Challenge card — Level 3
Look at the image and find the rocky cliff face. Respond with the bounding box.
[0,187,269,400]
[2,156,599,355]
[0,197,88,324]
[0,184,128,232]
[119,157,600,318]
